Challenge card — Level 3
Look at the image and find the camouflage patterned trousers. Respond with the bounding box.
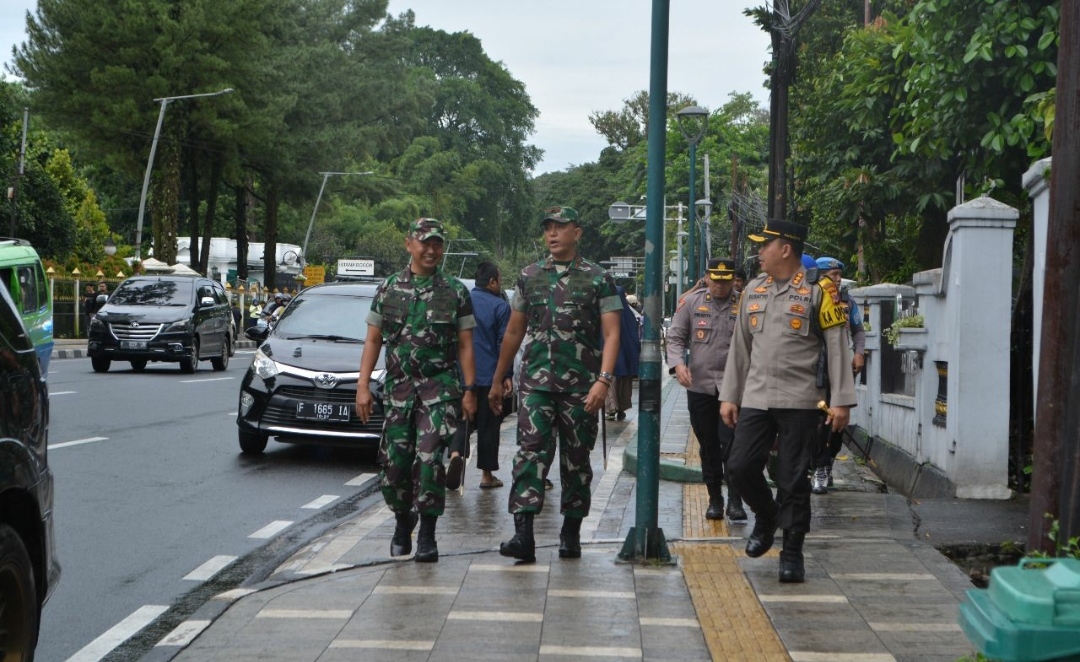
[509,389,597,519]
[378,398,460,517]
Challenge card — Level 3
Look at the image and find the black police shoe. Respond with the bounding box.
[745,510,778,558]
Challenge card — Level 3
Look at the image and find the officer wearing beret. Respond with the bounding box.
[720,219,856,583]
[666,257,747,522]
[356,218,477,563]
[489,205,622,563]
[811,256,866,494]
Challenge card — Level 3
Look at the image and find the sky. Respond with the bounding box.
[1,0,773,174]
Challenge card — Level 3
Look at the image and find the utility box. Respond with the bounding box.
[960,557,1080,661]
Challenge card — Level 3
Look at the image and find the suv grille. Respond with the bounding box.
[110,322,164,341]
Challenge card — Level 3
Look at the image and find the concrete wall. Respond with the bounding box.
[849,196,1016,499]
[1022,157,1052,413]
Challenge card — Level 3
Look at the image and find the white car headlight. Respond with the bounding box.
[252,348,280,380]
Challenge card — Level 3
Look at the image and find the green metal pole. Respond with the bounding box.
[687,142,697,283]
[619,0,672,564]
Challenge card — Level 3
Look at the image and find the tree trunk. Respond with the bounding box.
[151,126,181,265]
[235,182,249,281]
[264,183,278,291]
[199,156,223,276]
[186,153,200,271]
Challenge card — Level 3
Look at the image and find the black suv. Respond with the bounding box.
[0,281,60,659]
[237,282,385,454]
[88,275,232,373]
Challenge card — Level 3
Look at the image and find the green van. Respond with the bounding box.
[0,239,53,374]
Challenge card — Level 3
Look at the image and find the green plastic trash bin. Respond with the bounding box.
[960,557,1080,662]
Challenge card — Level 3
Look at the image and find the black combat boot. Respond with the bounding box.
[500,513,536,563]
[705,482,725,520]
[745,504,779,558]
[778,530,806,583]
[390,511,417,557]
[414,515,439,563]
[559,516,583,559]
[725,491,748,523]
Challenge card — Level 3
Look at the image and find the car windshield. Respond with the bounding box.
[108,279,193,306]
[273,292,372,341]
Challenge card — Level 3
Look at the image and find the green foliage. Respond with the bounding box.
[884,314,924,347]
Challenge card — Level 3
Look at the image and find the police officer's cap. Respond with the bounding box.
[541,206,579,225]
[410,218,447,242]
[816,256,845,272]
[748,219,808,243]
[706,257,736,281]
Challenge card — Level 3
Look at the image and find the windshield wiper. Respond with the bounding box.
[289,334,363,343]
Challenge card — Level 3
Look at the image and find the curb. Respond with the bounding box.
[622,376,704,483]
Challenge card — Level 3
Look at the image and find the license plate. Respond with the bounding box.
[121,340,147,350]
[295,401,351,422]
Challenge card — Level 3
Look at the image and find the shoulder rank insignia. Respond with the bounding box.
[792,272,804,286]
[765,276,774,285]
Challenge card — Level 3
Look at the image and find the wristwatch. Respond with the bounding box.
[598,371,615,382]
[463,384,477,393]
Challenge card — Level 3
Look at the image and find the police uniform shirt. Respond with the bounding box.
[719,268,857,410]
[665,287,737,396]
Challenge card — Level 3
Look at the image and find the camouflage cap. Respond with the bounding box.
[409,218,446,242]
[541,206,579,225]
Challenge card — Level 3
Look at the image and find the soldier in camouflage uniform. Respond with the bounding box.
[488,206,622,563]
[356,218,477,563]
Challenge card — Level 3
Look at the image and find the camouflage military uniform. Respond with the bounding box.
[368,266,475,517]
[509,254,622,518]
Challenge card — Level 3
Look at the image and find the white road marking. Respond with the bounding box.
[302,495,339,509]
[539,645,642,657]
[49,436,107,450]
[66,604,169,662]
[330,640,434,651]
[226,411,237,416]
[50,390,77,395]
[179,377,234,383]
[154,620,210,647]
[183,555,238,581]
[448,610,543,622]
[345,473,370,486]
[249,520,292,539]
[257,609,353,619]
[214,588,258,601]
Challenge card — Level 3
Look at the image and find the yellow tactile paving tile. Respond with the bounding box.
[673,541,790,662]
[683,483,731,538]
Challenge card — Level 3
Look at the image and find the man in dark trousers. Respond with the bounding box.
[355,218,477,563]
[720,219,855,583]
[666,258,746,523]
[489,205,621,563]
[446,261,512,490]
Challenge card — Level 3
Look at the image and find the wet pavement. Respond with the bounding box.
[46,342,1007,661]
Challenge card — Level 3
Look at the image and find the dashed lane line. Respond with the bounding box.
[50,390,77,395]
[183,555,238,581]
[302,494,340,509]
[66,605,169,662]
[249,520,293,539]
[49,436,108,450]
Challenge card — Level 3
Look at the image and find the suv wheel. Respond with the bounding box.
[239,428,269,455]
[179,340,199,374]
[130,359,147,372]
[91,356,111,373]
[0,523,39,661]
[212,337,230,371]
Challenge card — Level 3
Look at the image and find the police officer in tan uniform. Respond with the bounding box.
[666,257,746,522]
[720,219,856,583]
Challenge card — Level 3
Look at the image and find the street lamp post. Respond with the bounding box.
[695,198,712,274]
[302,171,374,264]
[676,105,709,283]
[134,88,233,263]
